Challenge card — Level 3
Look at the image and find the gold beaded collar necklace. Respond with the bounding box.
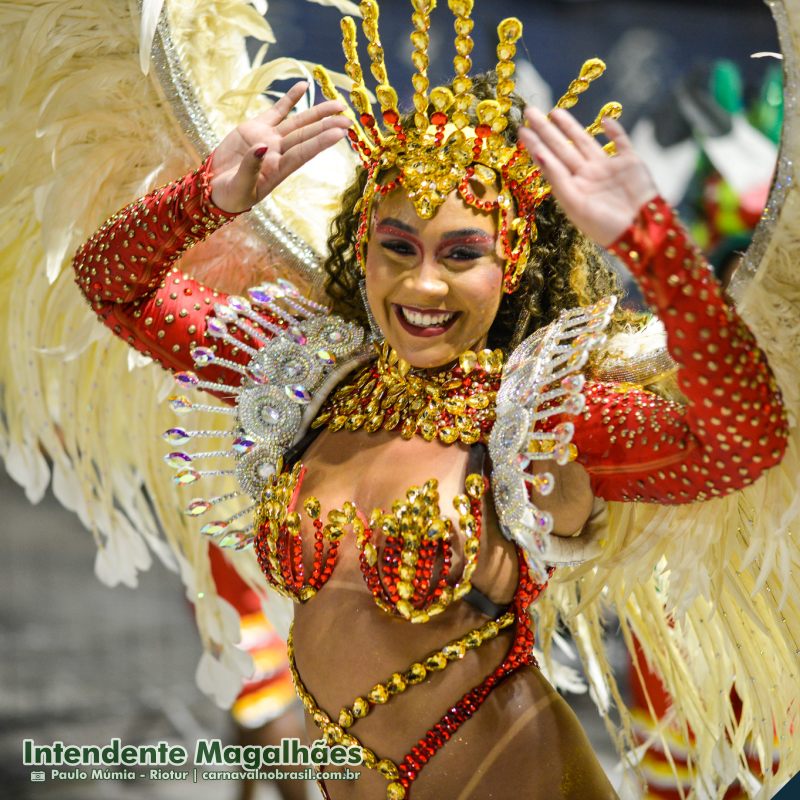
[311,342,504,445]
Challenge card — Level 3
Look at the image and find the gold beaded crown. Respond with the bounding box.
[313,0,621,293]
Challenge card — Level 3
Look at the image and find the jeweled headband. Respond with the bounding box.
[314,0,622,293]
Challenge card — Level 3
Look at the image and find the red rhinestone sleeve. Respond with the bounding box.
[571,197,788,504]
[72,156,252,386]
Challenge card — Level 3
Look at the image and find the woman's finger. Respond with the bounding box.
[276,99,347,136]
[523,107,584,174]
[549,108,605,161]
[260,81,309,127]
[601,116,634,154]
[276,127,349,182]
[281,114,351,152]
[518,128,580,210]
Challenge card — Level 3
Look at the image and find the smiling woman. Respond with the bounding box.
[67,2,793,792]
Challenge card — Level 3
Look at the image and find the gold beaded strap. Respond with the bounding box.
[288,611,515,799]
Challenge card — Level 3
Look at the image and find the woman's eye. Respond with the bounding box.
[380,240,416,256]
[443,246,484,261]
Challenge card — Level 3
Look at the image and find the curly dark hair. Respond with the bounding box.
[323,72,632,352]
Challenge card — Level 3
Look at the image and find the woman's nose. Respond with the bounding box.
[405,257,449,299]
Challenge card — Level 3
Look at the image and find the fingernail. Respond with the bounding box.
[535,150,547,166]
[254,146,268,159]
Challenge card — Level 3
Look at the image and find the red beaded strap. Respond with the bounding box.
[394,556,552,796]
[256,520,340,601]
[397,551,554,797]
[307,552,554,800]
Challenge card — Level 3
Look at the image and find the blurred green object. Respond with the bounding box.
[710,60,744,114]
[751,64,783,144]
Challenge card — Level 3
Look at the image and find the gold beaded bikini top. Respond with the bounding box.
[162,280,616,593]
[252,446,490,621]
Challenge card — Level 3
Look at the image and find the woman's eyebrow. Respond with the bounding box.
[375,219,493,242]
[441,228,494,241]
[375,217,417,234]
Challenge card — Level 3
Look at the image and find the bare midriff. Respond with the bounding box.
[288,428,617,799]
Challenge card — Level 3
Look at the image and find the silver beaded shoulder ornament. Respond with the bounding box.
[164,281,616,583]
[164,280,368,546]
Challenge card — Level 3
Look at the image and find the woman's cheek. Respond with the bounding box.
[474,266,504,323]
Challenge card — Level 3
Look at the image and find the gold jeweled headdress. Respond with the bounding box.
[313,0,622,293]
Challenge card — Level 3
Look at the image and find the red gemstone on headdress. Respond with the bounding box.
[383,109,399,125]
[360,113,376,127]
[347,129,359,142]
[475,124,492,138]
[430,111,448,126]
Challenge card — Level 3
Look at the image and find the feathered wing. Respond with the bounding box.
[0,0,357,706]
[530,7,800,795]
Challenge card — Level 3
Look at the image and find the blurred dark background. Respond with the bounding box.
[264,0,778,127]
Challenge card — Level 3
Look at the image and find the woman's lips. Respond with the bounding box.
[393,304,460,338]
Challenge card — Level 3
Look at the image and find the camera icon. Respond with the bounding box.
[30,771,46,782]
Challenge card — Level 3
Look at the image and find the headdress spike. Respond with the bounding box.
[556,58,607,110]
[312,64,370,149]
[360,2,388,86]
[341,16,383,146]
[410,0,436,129]
[341,18,367,111]
[360,0,399,129]
[586,101,623,136]
[494,18,522,119]
[448,0,475,129]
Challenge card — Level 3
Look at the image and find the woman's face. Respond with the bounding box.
[365,185,505,369]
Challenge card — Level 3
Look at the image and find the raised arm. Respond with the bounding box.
[73,156,239,381]
[72,82,350,384]
[520,108,788,504]
[578,200,787,502]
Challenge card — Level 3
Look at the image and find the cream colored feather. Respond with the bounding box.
[0,0,351,708]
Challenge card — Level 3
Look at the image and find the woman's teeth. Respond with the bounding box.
[400,307,455,327]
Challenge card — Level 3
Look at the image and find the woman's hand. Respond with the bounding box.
[518,107,659,248]
[209,81,351,214]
